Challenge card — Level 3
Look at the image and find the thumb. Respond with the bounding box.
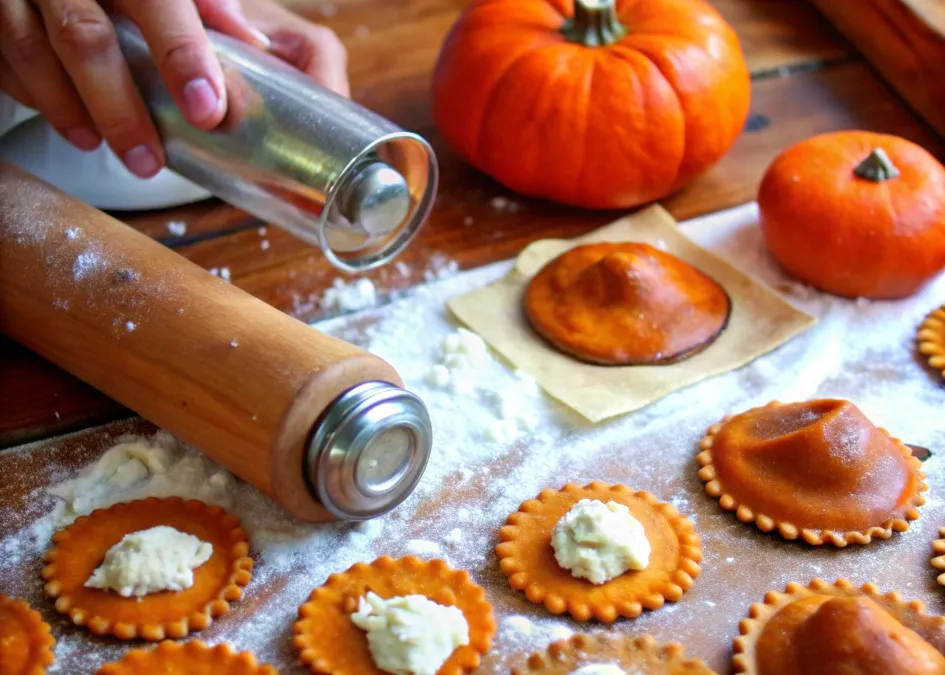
[195,0,271,50]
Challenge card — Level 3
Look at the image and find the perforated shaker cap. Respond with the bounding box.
[305,381,432,520]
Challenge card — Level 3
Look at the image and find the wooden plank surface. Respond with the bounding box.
[809,0,945,138]
[2,0,942,448]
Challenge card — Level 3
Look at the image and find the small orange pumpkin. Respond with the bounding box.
[431,0,751,210]
[758,131,945,300]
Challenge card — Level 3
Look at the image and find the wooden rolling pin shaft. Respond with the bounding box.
[0,162,431,522]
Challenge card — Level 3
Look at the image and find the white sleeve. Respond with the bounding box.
[0,92,40,138]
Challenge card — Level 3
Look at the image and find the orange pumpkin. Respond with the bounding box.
[431,0,751,210]
[758,131,945,300]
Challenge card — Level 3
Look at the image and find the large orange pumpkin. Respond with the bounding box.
[758,131,945,300]
[431,0,751,210]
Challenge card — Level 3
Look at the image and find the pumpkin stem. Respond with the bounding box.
[853,148,900,182]
[562,0,628,47]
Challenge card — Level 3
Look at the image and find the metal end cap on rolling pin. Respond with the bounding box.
[306,381,432,520]
[336,161,413,238]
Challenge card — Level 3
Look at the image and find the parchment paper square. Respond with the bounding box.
[447,204,816,423]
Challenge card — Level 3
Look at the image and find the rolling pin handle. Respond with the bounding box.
[307,381,432,521]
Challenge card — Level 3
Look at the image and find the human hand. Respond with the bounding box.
[239,0,349,98]
[0,0,348,179]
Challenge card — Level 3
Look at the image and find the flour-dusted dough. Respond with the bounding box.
[551,499,650,585]
[350,591,470,675]
[571,666,626,675]
[85,525,213,598]
[45,435,235,530]
[50,440,173,519]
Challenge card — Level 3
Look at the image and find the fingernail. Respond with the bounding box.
[182,77,222,124]
[123,145,160,178]
[64,126,102,151]
[250,27,271,50]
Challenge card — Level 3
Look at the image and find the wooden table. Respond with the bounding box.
[1,0,943,449]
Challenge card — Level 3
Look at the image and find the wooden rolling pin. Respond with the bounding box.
[0,162,432,522]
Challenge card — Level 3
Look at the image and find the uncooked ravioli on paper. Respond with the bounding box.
[447,205,816,423]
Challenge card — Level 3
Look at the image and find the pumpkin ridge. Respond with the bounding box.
[605,41,687,187]
[535,45,596,199]
[590,44,687,201]
[623,34,746,185]
[480,44,596,202]
[572,55,599,201]
[434,5,563,163]
[474,43,571,173]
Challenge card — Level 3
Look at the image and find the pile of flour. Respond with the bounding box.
[1,203,944,674]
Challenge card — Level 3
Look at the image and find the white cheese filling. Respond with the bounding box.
[571,665,627,675]
[551,499,650,585]
[350,591,470,675]
[85,525,213,598]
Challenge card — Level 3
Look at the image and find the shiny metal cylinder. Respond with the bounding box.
[307,381,433,520]
[115,19,437,273]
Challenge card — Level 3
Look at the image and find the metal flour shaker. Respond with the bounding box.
[115,18,438,273]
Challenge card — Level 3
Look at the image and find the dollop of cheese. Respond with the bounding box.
[571,665,626,675]
[350,591,470,675]
[551,499,650,584]
[85,525,213,598]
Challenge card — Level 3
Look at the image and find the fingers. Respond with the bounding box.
[115,0,228,130]
[239,0,350,97]
[0,60,36,110]
[35,0,164,177]
[0,0,101,149]
[195,0,271,50]
[281,25,349,98]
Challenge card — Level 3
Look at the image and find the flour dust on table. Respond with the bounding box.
[1,204,944,673]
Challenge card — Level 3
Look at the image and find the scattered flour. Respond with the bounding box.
[405,539,442,556]
[321,277,378,312]
[354,24,371,39]
[296,255,461,318]
[73,248,106,281]
[550,625,575,642]
[318,255,459,315]
[490,196,521,213]
[423,329,542,442]
[167,221,187,237]
[571,665,625,675]
[424,328,490,392]
[208,267,232,282]
[40,436,231,532]
[503,615,533,636]
[2,203,945,674]
[423,254,460,283]
[260,239,270,251]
